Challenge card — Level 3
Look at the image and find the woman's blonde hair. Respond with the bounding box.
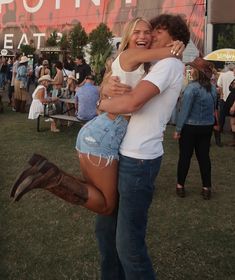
[100,17,152,98]
[118,17,152,54]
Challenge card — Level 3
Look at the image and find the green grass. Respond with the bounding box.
[0,104,234,280]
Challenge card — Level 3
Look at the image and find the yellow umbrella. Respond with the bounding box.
[204,48,235,62]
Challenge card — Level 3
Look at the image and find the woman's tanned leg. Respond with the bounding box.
[78,152,118,215]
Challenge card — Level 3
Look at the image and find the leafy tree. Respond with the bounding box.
[91,47,113,84]
[20,44,35,55]
[216,24,235,49]
[46,30,59,47]
[69,22,88,58]
[88,23,113,57]
[88,23,113,84]
[59,32,70,51]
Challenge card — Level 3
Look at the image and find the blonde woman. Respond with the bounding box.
[66,75,77,98]
[11,17,184,214]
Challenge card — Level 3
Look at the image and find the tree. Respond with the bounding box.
[216,24,235,49]
[69,22,88,58]
[59,32,70,51]
[20,44,35,56]
[88,23,113,84]
[46,30,59,47]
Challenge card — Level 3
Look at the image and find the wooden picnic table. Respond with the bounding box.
[37,98,86,132]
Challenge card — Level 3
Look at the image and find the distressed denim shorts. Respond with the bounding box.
[75,113,128,160]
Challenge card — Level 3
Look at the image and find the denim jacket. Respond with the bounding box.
[176,81,217,132]
[16,65,28,88]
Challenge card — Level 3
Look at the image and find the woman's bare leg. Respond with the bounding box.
[11,152,118,215]
[78,152,118,215]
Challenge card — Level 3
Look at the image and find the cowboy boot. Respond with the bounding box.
[10,154,47,198]
[14,160,88,205]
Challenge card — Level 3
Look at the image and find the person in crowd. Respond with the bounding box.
[26,59,34,93]
[38,60,51,77]
[211,66,220,86]
[14,55,29,113]
[34,58,43,86]
[66,75,77,98]
[173,57,216,200]
[28,74,59,132]
[63,55,75,73]
[99,56,115,82]
[210,66,223,147]
[0,56,8,90]
[50,61,64,97]
[217,63,235,132]
[74,75,99,121]
[224,79,235,146]
[50,63,57,78]
[74,55,91,86]
[229,101,235,146]
[64,75,77,124]
[10,53,21,111]
[6,57,14,107]
[11,14,189,280]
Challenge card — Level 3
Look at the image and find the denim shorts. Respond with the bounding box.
[75,113,128,160]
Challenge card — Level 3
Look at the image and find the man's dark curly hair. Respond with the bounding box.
[150,14,190,46]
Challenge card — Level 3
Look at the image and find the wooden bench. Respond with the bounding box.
[37,114,87,132]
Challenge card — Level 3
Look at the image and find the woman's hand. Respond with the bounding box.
[173,131,181,140]
[167,40,185,57]
[102,76,132,97]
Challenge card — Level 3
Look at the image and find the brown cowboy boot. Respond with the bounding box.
[13,161,88,205]
[10,154,48,198]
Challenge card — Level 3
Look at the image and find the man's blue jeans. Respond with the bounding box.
[95,154,162,280]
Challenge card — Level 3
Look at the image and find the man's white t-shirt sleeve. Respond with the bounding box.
[143,58,183,93]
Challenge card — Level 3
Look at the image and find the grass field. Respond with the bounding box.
[0,103,234,280]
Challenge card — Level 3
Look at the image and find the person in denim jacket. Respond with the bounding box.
[14,56,29,113]
[174,57,217,200]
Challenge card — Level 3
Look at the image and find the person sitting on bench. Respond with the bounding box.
[74,75,99,121]
[28,75,60,132]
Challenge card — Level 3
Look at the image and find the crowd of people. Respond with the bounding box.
[0,53,101,132]
[0,12,234,280]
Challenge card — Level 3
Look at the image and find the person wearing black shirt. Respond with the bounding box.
[74,55,91,86]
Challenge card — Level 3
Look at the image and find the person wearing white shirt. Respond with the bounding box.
[98,14,190,280]
[217,63,235,131]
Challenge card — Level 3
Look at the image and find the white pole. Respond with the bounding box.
[204,0,213,55]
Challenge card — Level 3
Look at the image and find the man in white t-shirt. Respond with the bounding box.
[97,14,190,280]
[217,63,235,131]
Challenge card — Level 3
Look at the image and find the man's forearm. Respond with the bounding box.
[99,94,138,114]
[99,80,158,114]
[101,76,132,97]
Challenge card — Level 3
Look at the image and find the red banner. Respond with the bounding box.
[0,0,205,54]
